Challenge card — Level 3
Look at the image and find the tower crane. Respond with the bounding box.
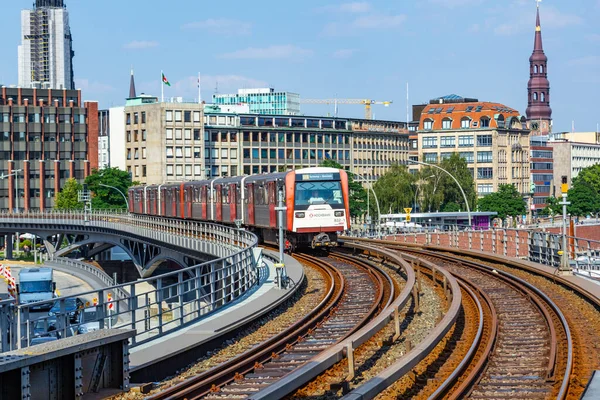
[300,98,393,120]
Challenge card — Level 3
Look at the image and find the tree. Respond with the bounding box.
[320,160,368,218]
[567,184,600,217]
[85,167,135,210]
[572,164,600,194]
[477,184,526,220]
[439,153,477,211]
[55,178,83,210]
[540,196,560,216]
[373,164,416,217]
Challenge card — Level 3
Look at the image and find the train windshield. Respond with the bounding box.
[295,181,343,207]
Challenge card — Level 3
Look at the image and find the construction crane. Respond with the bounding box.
[300,98,393,120]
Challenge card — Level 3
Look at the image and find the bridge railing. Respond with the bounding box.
[347,225,600,273]
[0,211,260,351]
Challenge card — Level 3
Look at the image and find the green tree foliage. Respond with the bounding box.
[320,160,368,218]
[373,164,416,217]
[54,178,83,210]
[477,184,526,220]
[573,164,600,194]
[85,167,135,210]
[567,183,600,217]
[540,196,560,216]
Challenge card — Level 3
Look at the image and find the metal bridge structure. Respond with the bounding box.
[0,211,245,278]
[0,211,260,352]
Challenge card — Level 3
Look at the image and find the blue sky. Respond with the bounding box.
[0,0,598,132]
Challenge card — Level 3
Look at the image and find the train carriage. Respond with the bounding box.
[129,167,350,249]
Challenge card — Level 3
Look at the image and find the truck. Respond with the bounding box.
[17,268,56,310]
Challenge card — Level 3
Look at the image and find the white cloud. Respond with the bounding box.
[218,45,313,60]
[123,41,159,50]
[492,4,582,36]
[332,49,358,58]
[75,78,116,93]
[181,19,252,35]
[323,13,407,35]
[428,0,482,8]
[317,2,371,13]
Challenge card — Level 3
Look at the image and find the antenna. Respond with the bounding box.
[406,82,409,130]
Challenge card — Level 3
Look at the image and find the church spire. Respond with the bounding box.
[129,67,137,99]
[526,1,552,134]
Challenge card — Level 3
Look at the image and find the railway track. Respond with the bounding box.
[148,252,390,400]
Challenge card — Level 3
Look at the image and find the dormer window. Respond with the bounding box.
[442,118,452,129]
[423,119,433,130]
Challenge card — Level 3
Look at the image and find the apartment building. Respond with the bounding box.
[417,96,531,196]
[0,86,98,211]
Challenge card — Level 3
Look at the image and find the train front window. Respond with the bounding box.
[295,181,343,207]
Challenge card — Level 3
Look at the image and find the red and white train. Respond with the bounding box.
[128,167,351,249]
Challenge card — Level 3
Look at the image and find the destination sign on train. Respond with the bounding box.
[298,173,339,181]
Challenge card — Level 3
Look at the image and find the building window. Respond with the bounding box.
[184,111,191,123]
[166,110,173,122]
[166,129,173,140]
[194,147,201,158]
[166,147,173,158]
[477,167,493,179]
[185,165,192,176]
[440,136,455,148]
[477,183,493,195]
[134,148,139,159]
[193,111,200,122]
[134,165,139,177]
[221,149,228,159]
[422,136,438,148]
[460,118,471,129]
[194,165,201,175]
[477,135,492,147]
[175,111,182,122]
[477,151,493,163]
[185,147,192,158]
[194,129,201,140]
[134,130,139,141]
[424,153,438,163]
[211,149,218,159]
[142,148,147,159]
[440,152,453,160]
[480,117,490,128]
[458,135,473,147]
[533,92,538,101]
[423,119,433,130]
[231,149,237,159]
[540,65,544,74]
[176,147,183,158]
[166,165,173,176]
[141,112,146,124]
[142,165,147,177]
[134,112,139,124]
[142,130,147,141]
[442,119,452,129]
[126,113,131,125]
[534,65,538,73]
[184,129,191,140]
[541,92,545,102]
[176,165,183,176]
[459,152,474,163]
[126,131,131,142]
[126,149,131,160]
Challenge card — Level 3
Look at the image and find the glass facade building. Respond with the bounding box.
[213,88,300,116]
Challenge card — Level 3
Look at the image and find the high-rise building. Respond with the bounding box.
[18,0,75,90]
[526,4,552,135]
[0,86,98,212]
[213,88,300,115]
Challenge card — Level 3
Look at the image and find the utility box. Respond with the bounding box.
[0,329,135,399]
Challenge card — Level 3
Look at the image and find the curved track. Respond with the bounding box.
[149,253,388,400]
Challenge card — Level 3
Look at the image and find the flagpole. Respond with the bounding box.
[161,70,164,103]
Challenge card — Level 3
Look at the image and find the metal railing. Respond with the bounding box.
[0,211,259,351]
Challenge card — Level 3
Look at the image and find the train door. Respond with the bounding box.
[215,184,223,221]
[160,187,167,216]
[247,183,255,225]
[230,183,237,222]
[201,185,208,220]
[268,182,277,228]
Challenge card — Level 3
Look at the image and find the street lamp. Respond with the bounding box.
[406,159,472,227]
[352,171,382,238]
[98,183,130,210]
[0,169,23,213]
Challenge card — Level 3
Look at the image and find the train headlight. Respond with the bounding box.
[334,211,345,217]
[295,212,305,218]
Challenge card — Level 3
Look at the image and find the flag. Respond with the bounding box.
[162,73,171,86]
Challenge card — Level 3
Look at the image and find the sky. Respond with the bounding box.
[0,0,599,132]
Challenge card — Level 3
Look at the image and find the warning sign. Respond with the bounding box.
[107,293,114,310]
[404,208,412,214]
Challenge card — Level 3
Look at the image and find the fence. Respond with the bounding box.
[0,211,259,352]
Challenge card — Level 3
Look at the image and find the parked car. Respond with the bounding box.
[48,297,84,323]
[32,316,76,339]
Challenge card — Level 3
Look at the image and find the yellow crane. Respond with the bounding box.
[300,98,393,120]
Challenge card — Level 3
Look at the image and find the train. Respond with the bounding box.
[128,167,351,250]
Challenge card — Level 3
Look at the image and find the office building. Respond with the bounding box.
[213,88,300,116]
[529,135,553,210]
[18,0,75,90]
[550,132,600,195]
[417,95,531,197]
[0,86,98,212]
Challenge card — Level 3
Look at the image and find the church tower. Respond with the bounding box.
[526,3,552,134]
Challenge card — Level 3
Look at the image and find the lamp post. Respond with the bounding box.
[0,169,23,213]
[352,171,382,238]
[98,183,130,211]
[406,159,472,227]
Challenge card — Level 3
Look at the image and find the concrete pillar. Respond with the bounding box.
[5,235,14,260]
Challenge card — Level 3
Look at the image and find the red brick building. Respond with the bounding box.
[0,86,98,212]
